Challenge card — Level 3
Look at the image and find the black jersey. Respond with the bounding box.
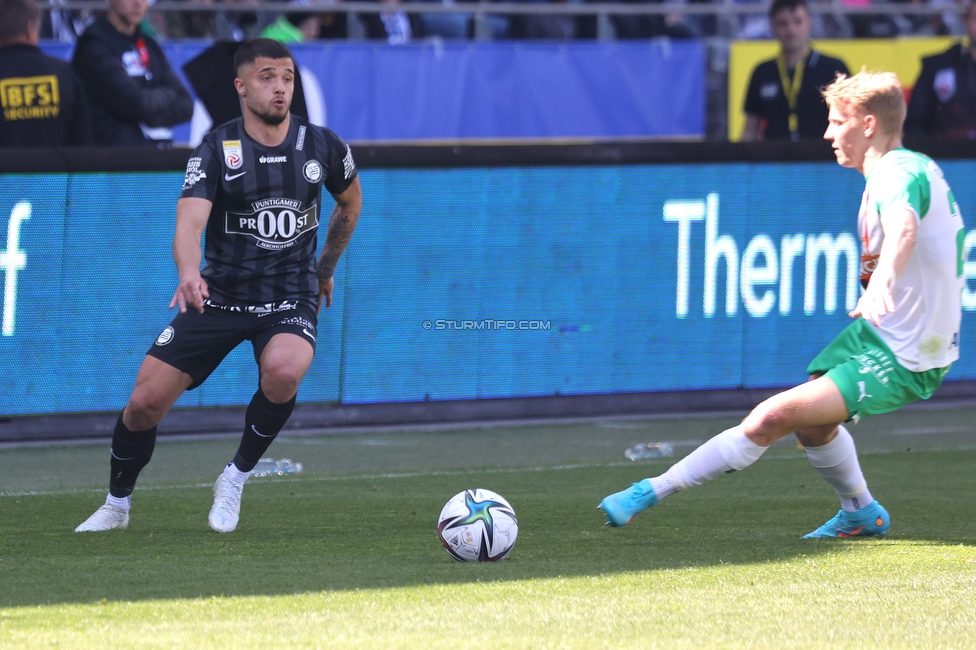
[743,50,849,141]
[180,115,357,309]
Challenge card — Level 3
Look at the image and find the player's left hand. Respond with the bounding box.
[317,276,334,314]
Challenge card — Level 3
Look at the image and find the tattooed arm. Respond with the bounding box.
[317,177,362,311]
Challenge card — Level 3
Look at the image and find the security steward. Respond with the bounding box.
[905,0,976,140]
[741,0,849,142]
[0,0,93,147]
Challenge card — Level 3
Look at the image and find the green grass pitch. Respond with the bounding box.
[1,407,975,647]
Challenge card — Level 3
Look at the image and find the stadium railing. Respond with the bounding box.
[35,0,968,41]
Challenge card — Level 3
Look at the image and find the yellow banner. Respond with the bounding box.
[728,37,959,141]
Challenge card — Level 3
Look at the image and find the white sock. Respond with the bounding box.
[649,474,676,499]
[224,461,251,484]
[803,425,873,512]
[105,494,131,512]
[653,425,767,497]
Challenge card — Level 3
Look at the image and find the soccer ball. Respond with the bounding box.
[437,489,519,562]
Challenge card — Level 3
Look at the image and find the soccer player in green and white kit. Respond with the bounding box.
[600,69,965,538]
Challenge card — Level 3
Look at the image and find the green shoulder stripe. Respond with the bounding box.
[871,149,930,219]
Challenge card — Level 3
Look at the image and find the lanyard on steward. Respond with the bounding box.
[776,49,808,141]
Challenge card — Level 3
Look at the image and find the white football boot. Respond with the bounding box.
[208,470,246,533]
[75,504,129,532]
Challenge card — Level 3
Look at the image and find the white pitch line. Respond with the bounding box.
[0,461,643,498]
[5,445,976,500]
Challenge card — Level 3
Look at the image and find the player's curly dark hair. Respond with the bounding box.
[233,38,295,75]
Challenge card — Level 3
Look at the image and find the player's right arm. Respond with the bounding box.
[173,139,219,313]
[851,162,927,326]
[170,197,212,314]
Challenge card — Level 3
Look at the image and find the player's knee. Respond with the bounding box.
[125,391,168,430]
[259,366,301,403]
[795,426,835,448]
[743,402,791,446]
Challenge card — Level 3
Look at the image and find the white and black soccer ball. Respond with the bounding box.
[437,489,518,562]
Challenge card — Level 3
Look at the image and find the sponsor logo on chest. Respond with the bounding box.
[259,155,288,163]
[225,198,318,250]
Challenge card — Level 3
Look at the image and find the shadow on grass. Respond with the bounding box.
[2,449,974,607]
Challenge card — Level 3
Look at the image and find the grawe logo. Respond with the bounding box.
[0,201,29,336]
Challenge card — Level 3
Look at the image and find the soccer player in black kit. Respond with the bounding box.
[76,38,362,533]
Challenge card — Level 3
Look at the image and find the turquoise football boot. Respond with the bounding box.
[599,479,659,527]
[802,501,890,539]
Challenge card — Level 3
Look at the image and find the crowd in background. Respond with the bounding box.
[33,0,976,43]
[2,0,974,147]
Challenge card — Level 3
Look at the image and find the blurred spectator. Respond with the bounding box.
[363,0,421,42]
[685,0,718,37]
[741,0,849,141]
[912,0,956,35]
[511,0,576,39]
[215,0,264,41]
[905,0,976,138]
[413,0,472,39]
[846,0,902,37]
[930,0,971,35]
[262,11,321,41]
[316,10,348,38]
[41,0,91,42]
[808,0,853,38]
[72,0,194,146]
[735,0,773,39]
[165,0,217,39]
[583,0,696,39]
[0,0,93,146]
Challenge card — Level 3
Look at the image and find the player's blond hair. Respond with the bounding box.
[821,69,906,136]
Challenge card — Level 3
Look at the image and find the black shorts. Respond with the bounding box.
[147,302,318,390]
